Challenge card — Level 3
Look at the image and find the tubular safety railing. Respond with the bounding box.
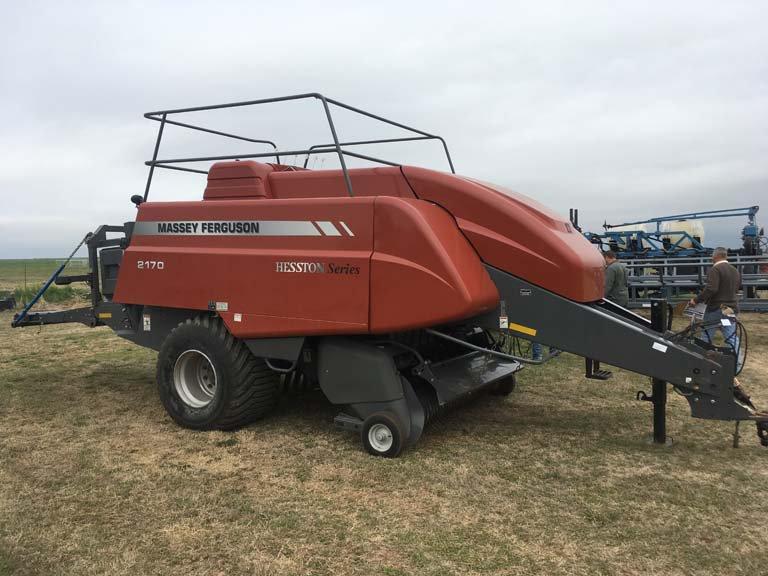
[143,93,456,201]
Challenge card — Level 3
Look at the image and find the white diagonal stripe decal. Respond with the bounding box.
[339,221,355,236]
[315,221,342,236]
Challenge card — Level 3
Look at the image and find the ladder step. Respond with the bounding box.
[585,358,612,380]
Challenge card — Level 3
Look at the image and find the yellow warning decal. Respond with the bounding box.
[97,312,113,319]
[509,322,537,337]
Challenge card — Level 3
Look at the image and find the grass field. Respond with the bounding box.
[0,259,91,308]
[1,305,767,575]
[0,259,89,291]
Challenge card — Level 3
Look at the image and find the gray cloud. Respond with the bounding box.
[1,0,766,257]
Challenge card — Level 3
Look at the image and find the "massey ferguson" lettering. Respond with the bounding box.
[155,221,261,234]
[157,222,198,234]
[201,221,260,234]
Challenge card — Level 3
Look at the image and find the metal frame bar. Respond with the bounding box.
[142,92,456,200]
[302,136,433,168]
[592,228,710,258]
[324,97,456,174]
[143,113,166,201]
[145,115,280,162]
[152,164,209,175]
[605,206,760,232]
[622,253,768,311]
[147,147,403,168]
[424,328,545,365]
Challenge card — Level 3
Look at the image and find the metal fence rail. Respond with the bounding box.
[623,254,768,311]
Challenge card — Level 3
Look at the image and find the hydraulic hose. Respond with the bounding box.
[424,328,548,365]
[671,317,748,376]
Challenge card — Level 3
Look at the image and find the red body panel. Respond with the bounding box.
[370,197,498,332]
[114,161,604,337]
[116,198,374,337]
[270,166,415,199]
[402,167,605,302]
[203,161,274,199]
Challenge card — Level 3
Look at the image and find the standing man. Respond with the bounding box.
[582,250,629,378]
[689,247,741,359]
[603,250,629,307]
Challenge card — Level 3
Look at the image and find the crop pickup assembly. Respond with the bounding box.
[12,94,768,456]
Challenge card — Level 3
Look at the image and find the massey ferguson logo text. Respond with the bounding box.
[276,261,360,275]
[157,221,260,234]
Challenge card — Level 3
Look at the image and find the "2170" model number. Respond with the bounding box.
[137,260,165,270]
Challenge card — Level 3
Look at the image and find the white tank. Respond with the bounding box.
[660,220,705,248]
[607,224,647,248]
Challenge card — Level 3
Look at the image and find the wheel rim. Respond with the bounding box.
[367,423,394,453]
[173,350,217,408]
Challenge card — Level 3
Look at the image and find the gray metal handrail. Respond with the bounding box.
[142,93,456,201]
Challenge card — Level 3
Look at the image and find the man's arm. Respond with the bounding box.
[694,266,720,305]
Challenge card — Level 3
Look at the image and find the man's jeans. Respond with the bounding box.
[702,308,741,371]
[532,342,557,361]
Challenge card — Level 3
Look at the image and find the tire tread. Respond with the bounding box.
[159,315,279,430]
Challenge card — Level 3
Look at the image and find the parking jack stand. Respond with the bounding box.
[651,377,667,444]
[636,299,671,445]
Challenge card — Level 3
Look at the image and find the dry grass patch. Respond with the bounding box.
[1,310,768,575]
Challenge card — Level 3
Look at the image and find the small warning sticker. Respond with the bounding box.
[215,301,229,312]
[499,316,509,329]
[234,313,242,322]
[652,342,668,353]
[142,314,151,331]
[721,318,732,326]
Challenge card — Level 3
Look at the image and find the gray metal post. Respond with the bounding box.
[650,299,668,444]
[143,113,166,202]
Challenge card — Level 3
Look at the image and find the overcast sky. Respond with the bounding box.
[1,0,766,258]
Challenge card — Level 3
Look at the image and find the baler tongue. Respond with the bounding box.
[477,266,768,447]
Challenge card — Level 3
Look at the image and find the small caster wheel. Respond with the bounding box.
[489,375,516,396]
[361,412,404,458]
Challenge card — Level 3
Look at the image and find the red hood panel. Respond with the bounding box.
[402,167,604,302]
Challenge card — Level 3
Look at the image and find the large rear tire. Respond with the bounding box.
[157,316,279,430]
